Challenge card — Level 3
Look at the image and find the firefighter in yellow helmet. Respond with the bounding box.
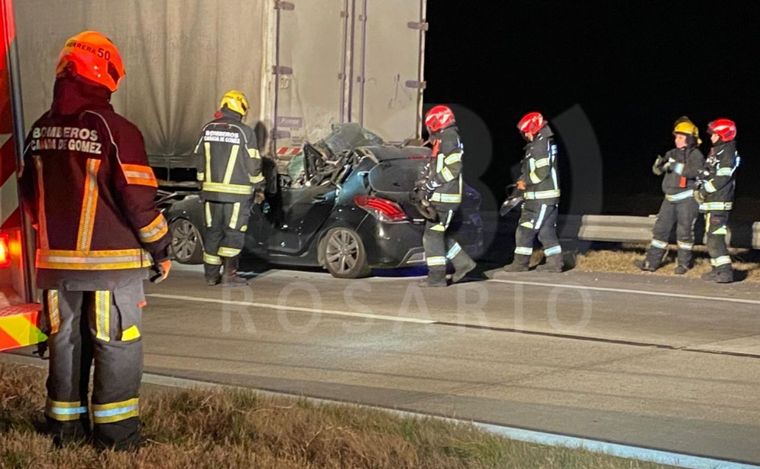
[635,117,704,274]
[19,31,171,450]
[194,90,265,286]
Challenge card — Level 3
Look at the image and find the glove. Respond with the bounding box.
[422,179,439,198]
[663,157,676,172]
[254,190,266,204]
[516,179,526,191]
[410,186,431,207]
[652,155,665,176]
[150,259,172,284]
[693,190,705,204]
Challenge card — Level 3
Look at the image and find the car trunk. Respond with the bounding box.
[365,146,430,204]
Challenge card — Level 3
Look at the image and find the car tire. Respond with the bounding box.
[170,218,203,264]
[320,227,370,278]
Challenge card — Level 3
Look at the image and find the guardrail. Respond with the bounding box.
[558,215,760,250]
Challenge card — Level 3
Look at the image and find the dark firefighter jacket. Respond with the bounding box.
[698,140,740,211]
[520,125,560,205]
[654,145,705,202]
[427,126,463,208]
[194,108,265,203]
[19,77,171,290]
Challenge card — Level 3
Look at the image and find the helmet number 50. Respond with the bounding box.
[97,48,111,60]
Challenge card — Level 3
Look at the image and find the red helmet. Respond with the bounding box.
[425,105,455,133]
[707,118,737,142]
[517,112,545,135]
[56,31,125,92]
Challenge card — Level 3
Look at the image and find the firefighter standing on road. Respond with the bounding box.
[194,91,265,286]
[414,105,477,287]
[694,118,740,283]
[19,31,171,450]
[504,112,563,273]
[635,117,705,274]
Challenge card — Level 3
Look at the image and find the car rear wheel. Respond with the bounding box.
[170,218,203,264]
[321,227,370,278]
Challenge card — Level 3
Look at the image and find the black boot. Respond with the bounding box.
[634,259,657,272]
[47,417,91,448]
[204,263,222,286]
[450,252,477,284]
[715,266,734,284]
[503,254,531,273]
[536,254,563,273]
[222,257,248,287]
[701,268,719,282]
[420,269,447,287]
[638,247,666,272]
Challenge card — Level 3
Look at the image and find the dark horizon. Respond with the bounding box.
[424,1,760,215]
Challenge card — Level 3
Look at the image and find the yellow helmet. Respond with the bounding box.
[673,117,701,144]
[220,90,249,116]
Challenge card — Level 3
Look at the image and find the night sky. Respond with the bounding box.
[424,1,760,216]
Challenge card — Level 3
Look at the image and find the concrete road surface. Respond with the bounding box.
[133,265,760,464]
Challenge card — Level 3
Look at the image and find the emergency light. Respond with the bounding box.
[0,233,10,268]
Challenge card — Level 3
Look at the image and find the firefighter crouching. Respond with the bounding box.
[504,112,563,273]
[413,105,477,287]
[694,118,740,283]
[19,31,171,449]
[194,91,265,286]
[635,117,705,274]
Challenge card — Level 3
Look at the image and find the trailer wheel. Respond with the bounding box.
[320,227,370,278]
[170,218,203,264]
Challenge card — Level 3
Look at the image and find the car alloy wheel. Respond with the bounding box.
[170,218,203,264]
[322,227,369,278]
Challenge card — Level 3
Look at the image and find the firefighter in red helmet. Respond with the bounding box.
[694,118,740,283]
[413,105,476,287]
[504,112,563,273]
[19,31,171,450]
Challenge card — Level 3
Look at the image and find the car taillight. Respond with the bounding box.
[0,233,10,268]
[354,195,408,223]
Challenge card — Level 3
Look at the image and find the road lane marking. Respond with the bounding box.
[146,293,435,324]
[488,279,760,306]
[147,292,760,359]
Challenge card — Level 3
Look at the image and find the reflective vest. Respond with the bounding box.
[194,110,265,203]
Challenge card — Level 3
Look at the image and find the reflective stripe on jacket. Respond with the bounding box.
[194,109,264,203]
[19,77,170,282]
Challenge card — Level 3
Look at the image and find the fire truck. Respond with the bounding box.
[0,0,45,352]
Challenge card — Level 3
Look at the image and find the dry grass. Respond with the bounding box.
[573,245,760,283]
[0,363,670,469]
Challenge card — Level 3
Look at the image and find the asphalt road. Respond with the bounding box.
[133,264,760,464]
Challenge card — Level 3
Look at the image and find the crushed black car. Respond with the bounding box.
[164,124,484,278]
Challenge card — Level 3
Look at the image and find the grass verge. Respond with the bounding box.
[573,244,760,283]
[0,363,670,468]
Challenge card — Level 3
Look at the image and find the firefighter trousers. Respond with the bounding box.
[514,201,561,259]
[423,206,474,279]
[42,279,144,449]
[203,200,252,274]
[705,211,732,272]
[646,198,699,268]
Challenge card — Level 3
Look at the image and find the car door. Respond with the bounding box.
[266,184,336,255]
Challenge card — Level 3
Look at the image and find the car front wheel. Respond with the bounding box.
[320,227,370,278]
